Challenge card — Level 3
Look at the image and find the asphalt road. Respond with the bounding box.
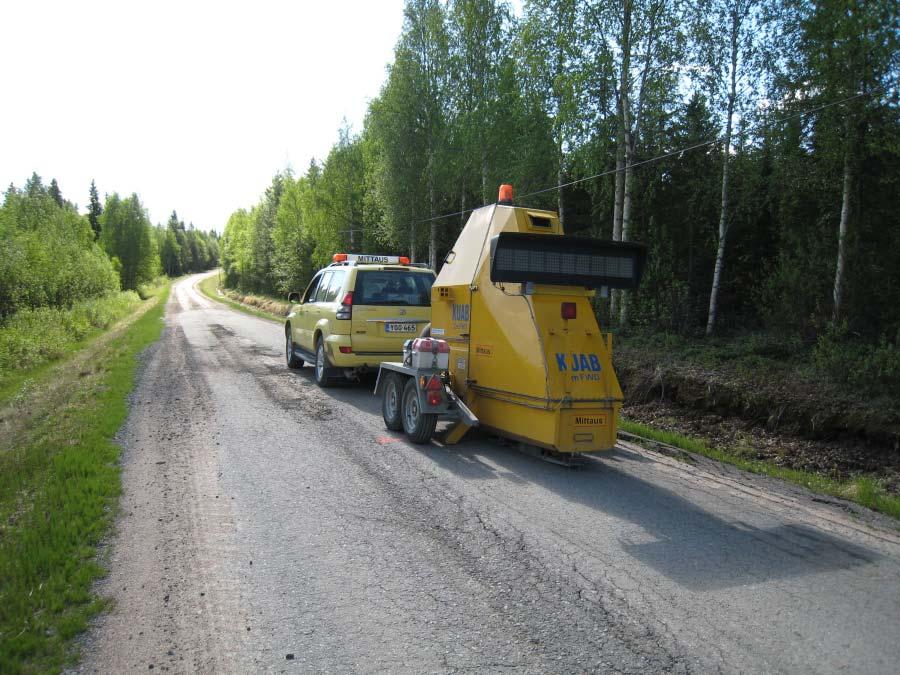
[77,272,900,674]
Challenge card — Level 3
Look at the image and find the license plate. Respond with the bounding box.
[385,322,418,333]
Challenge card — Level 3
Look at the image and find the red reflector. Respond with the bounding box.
[427,391,442,406]
[426,375,442,391]
[561,302,577,320]
[341,291,353,306]
[339,346,353,354]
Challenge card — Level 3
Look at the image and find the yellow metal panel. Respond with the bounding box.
[430,199,626,454]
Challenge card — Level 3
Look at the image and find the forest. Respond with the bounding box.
[0,173,219,372]
[221,0,898,394]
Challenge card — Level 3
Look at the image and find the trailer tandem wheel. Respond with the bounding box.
[401,377,437,443]
[381,372,404,431]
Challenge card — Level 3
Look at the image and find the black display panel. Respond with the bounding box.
[489,233,647,289]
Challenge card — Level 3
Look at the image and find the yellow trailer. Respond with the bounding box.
[376,185,646,462]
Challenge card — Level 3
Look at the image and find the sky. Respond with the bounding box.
[0,0,407,231]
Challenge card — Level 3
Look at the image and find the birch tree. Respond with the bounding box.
[448,0,511,206]
[520,0,584,226]
[701,0,764,335]
[585,0,683,322]
[400,0,451,270]
[785,0,899,324]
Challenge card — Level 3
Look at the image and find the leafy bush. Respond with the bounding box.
[0,184,120,318]
[136,276,167,300]
[813,326,900,397]
[0,291,141,376]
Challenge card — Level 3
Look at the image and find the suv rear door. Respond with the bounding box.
[297,271,329,351]
[350,269,434,356]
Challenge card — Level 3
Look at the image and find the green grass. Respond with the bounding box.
[0,282,170,673]
[619,419,900,521]
[617,330,805,378]
[196,273,283,323]
[0,291,146,401]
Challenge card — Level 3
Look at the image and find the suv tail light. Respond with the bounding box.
[336,291,353,320]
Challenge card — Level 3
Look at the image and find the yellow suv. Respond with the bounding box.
[285,254,435,386]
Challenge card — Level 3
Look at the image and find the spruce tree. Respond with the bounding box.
[48,178,64,207]
[88,180,103,240]
[24,172,45,197]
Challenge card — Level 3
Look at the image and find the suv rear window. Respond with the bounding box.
[354,271,434,307]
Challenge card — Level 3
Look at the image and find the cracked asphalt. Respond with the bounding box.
[76,273,900,674]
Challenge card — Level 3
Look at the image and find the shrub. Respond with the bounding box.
[0,192,120,318]
[0,292,141,377]
[812,326,900,398]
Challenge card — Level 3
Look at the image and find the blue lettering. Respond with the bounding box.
[579,354,591,371]
[555,353,567,371]
[589,354,601,371]
[571,353,580,371]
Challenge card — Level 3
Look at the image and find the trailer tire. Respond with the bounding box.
[401,377,437,444]
[381,373,404,431]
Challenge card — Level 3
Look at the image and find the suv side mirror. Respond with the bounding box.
[288,292,300,303]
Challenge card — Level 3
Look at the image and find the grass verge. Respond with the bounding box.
[0,292,142,401]
[0,281,170,673]
[619,418,900,520]
[196,273,285,322]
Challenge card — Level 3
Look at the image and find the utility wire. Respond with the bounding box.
[407,91,868,229]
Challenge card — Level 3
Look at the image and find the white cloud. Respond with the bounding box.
[0,0,405,230]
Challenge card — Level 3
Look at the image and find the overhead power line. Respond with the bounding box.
[407,91,868,230]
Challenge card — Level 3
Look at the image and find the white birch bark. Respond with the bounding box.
[705,5,740,336]
[428,165,437,270]
[832,143,852,322]
[612,0,633,322]
[482,148,489,206]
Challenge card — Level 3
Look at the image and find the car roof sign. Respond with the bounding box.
[351,254,396,264]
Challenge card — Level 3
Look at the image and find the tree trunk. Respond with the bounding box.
[554,1,566,226]
[481,148,489,205]
[557,135,565,226]
[705,6,739,337]
[620,134,636,325]
[832,145,852,322]
[409,220,417,263]
[610,0,632,322]
[428,169,437,271]
[460,184,467,230]
[610,130,625,318]
[705,134,733,336]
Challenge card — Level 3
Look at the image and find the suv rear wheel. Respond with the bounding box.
[314,339,334,388]
[286,326,304,369]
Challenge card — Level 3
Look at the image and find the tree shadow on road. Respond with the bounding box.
[422,441,879,591]
[279,365,879,592]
